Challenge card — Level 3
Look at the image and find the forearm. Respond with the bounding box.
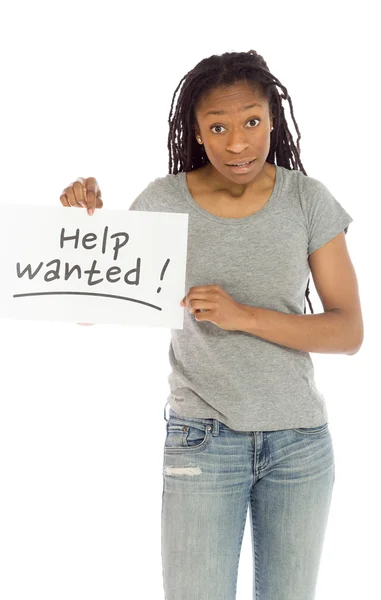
[238,305,359,355]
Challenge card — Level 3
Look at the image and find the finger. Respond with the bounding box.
[96,188,103,209]
[85,176,99,215]
[72,178,88,207]
[65,185,83,208]
[59,192,71,207]
[76,178,103,210]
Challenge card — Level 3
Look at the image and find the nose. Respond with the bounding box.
[225,129,250,153]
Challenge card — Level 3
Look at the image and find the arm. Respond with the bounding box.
[237,305,359,354]
[238,231,363,356]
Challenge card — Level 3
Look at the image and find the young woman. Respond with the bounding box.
[60,50,363,600]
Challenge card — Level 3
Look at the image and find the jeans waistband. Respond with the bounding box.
[163,401,221,435]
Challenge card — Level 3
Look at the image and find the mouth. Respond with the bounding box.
[226,158,256,172]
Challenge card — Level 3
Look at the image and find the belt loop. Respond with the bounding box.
[212,418,219,435]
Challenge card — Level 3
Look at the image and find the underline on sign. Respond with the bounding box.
[12,291,162,311]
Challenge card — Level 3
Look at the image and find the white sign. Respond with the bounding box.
[0,204,189,328]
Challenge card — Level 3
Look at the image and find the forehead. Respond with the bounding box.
[196,83,267,117]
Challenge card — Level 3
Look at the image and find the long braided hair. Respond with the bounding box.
[166,50,345,315]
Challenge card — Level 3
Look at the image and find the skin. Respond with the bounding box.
[60,177,102,216]
[192,81,275,199]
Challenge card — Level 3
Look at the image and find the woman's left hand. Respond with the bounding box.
[180,285,247,331]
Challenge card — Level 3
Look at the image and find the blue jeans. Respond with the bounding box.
[161,405,335,600]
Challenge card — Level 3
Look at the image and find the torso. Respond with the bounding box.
[185,161,277,219]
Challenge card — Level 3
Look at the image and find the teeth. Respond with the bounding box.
[230,161,251,166]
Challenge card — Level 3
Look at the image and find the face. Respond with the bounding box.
[194,82,274,188]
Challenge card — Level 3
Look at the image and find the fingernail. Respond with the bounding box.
[88,209,93,216]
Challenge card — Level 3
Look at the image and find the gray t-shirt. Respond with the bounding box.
[129,164,353,431]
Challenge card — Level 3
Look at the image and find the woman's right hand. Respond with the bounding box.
[60,176,103,216]
[60,176,102,326]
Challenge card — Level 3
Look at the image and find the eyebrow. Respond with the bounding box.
[203,102,264,117]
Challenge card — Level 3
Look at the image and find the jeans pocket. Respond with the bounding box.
[164,417,212,453]
[292,422,329,436]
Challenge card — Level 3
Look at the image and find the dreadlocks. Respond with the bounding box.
[167,49,348,315]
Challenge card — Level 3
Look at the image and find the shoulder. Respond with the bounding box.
[286,169,341,222]
[128,172,180,211]
[292,169,333,200]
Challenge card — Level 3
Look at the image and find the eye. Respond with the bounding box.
[211,118,260,134]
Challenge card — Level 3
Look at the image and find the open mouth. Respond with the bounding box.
[227,159,256,170]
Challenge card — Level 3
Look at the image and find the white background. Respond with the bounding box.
[0,1,379,599]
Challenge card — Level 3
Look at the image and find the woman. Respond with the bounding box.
[60,50,363,600]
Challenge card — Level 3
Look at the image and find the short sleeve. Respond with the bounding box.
[128,175,173,212]
[299,175,354,256]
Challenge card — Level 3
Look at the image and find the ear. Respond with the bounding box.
[193,124,200,140]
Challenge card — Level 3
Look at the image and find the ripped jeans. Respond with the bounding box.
[161,405,335,600]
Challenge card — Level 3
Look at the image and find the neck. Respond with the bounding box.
[203,161,270,198]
